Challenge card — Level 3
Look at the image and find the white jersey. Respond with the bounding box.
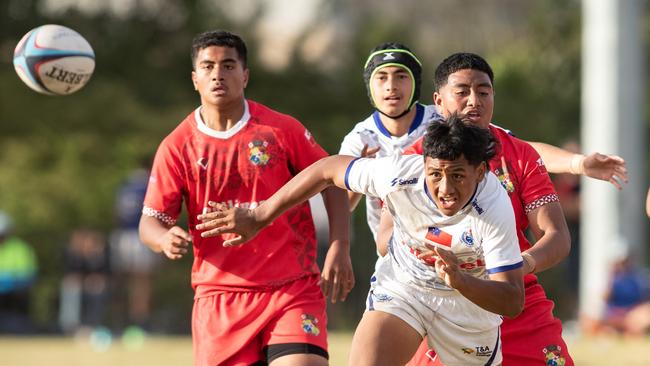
[344,154,523,291]
[339,103,441,239]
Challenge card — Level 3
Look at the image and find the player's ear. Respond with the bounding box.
[243,68,250,89]
[476,161,487,182]
[433,91,442,108]
[192,71,198,91]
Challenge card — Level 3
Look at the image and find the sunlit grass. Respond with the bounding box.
[1,332,648,366]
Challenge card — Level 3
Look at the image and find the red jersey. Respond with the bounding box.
[405,124,559,272]
[143,100,328,296]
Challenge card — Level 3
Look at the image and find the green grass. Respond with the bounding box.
[1,332,648,366]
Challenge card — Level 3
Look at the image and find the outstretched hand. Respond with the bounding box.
[582,153,628,190]
[195,201,264,246]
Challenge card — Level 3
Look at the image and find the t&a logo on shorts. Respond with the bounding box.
[248,140,270,166]
[301,314,320,336]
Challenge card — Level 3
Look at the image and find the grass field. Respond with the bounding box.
[1,332,649,365]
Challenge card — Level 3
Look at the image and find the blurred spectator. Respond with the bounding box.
[0,211,37,334]
[110,163,159,332]
[600,250,650,337]
[59,228,110,334]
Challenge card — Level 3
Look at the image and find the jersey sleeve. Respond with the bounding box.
[480,187,523,274]
[281,117,328,174]
[516,142,559,214]
[343,156,397,199]
[142,140,185,226]
[338,127,365,156]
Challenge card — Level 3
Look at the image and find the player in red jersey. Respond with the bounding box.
[139,30,354,366]
[392,53,581,366]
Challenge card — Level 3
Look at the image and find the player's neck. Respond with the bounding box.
[378,106,417,137]
[200,99,245,131]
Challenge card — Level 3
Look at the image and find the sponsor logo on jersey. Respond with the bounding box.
[248,140,270,166]
[542,344,566,366]
[382,52,396,60]
[390,177,418,186]
[460,228,474,247]
[425,226,452,247]
[301,314,320,336]
[196,157,208,170]
[461,347,475,355]
[458,257,486,271]
[536,157,549,174]
[471,199,484,215]
[304,130,316,145]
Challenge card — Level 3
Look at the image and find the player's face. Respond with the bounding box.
[424,155,486,216]
[192,46,249,108]
[433,69,494,129]
[370,66,413,117]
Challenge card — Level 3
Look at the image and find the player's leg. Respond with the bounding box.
[349,310,422,366]
[500,281,574,366]
[264,275,329,366]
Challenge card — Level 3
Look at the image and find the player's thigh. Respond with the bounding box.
[263,275,329,364]
[349,310,422,366]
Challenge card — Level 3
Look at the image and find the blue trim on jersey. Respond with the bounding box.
[408,104,425,134]
[344,158,361,191]
[484,327,500,365]
[372,111,392,138]
[486,260,523,275]
[372,103,425,138]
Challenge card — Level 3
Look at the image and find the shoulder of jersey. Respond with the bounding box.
[247,100,302,128]
[383,154,423,190]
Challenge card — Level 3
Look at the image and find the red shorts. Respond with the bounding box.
[406,276,574,366]
[192,275,328,366]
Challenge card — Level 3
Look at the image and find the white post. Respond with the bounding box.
[580,0,645,323]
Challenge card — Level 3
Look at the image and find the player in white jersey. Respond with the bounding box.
[196,114,525,366]
[339,42,442,240]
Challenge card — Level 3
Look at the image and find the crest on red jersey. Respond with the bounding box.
[248,140,270,166]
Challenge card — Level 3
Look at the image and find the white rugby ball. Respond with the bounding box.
[13,24,95,95]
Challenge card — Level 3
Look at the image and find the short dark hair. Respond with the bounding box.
[423,113,497,166]
[191,30,248,70]
[433,53,494,92]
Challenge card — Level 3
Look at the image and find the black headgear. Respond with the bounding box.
[363,48,422,119]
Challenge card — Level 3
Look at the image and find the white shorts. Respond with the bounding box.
[367,255,503,366]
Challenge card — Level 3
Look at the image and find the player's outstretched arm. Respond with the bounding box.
[196,155,358,246]
[423,246,524,318]
[528,141,628,189]
[320,186,354,303]
[139,215,191,260]
[347,144,381,211]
